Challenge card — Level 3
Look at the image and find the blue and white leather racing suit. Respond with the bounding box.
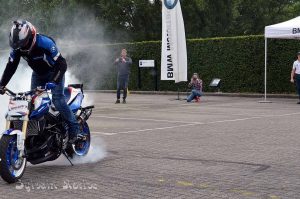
[0,34,80,136]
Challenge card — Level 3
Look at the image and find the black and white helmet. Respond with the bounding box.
[9,20,37,50]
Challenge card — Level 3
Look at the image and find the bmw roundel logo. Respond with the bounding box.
[164,0,179,9]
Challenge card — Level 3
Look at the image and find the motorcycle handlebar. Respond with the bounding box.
[4,87,46,97]
[4,88,16,96]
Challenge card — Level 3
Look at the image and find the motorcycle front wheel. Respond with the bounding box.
[0,135,27,183]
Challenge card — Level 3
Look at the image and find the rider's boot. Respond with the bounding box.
[68,124,85,144]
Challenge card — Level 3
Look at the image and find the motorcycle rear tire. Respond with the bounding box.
[66,122,91,158]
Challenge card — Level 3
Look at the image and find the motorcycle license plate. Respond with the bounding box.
[8,100,29,116]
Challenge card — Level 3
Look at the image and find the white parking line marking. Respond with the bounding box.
[93,132,117,135]
[92,123,197,136]
[91,105,299,117]
[91,112,300,136]
[92,115,199,124]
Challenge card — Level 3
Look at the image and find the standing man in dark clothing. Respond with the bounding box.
[114,49,132,104]
[291,52,300,104]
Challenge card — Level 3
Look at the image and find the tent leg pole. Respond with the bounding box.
[259,38,272,103]
[265,38,267,101]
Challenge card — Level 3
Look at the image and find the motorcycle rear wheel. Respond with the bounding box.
[66,122,91,158]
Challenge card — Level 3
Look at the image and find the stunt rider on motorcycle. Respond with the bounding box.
[0,20,81,143]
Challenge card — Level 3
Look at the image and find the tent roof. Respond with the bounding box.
[265,16,300,39]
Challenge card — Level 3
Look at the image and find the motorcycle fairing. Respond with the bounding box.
[30,96,51,120]
[69,93,84,112]
[7,100,29,117]
[64,87,84,112]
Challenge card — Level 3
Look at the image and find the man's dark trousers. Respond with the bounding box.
[117,74,129,100]
[296,74,300,100]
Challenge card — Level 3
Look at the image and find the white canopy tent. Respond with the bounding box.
[263,16,300,101]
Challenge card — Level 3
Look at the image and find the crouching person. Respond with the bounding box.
[187,73,203,103]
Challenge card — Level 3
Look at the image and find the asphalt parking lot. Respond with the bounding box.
[1,92,300,199]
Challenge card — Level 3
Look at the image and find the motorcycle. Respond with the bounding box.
[0,84,94,183]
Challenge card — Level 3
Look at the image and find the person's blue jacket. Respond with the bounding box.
[0,34,67,87]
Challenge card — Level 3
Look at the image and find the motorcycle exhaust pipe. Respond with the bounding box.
[78,106,94,124]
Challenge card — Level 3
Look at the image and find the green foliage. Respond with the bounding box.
[1,0,300,42]
[232,0,296,35]
[71,35,299,93]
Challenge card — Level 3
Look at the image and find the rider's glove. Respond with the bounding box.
[45,82,57,90]
[0,86,5,95]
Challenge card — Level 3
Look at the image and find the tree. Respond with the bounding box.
[1,0,300,44]
[206,0,234,37]
[93,0,162,42]
[233,0,296,35]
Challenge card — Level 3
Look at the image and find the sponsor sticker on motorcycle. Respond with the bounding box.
[8,100,29,116]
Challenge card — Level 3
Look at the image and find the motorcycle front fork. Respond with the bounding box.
[6,119,28,158]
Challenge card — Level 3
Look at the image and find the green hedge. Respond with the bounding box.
[68,35,300,93]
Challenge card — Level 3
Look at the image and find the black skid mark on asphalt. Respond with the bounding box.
[159,156,271,173]
[103,149,271,173]
[252,165,271,173]
[107,150,119,155]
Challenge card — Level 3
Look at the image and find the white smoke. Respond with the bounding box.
[39,136,106,166]
[0,53,32,130]
[71,136,106,164]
